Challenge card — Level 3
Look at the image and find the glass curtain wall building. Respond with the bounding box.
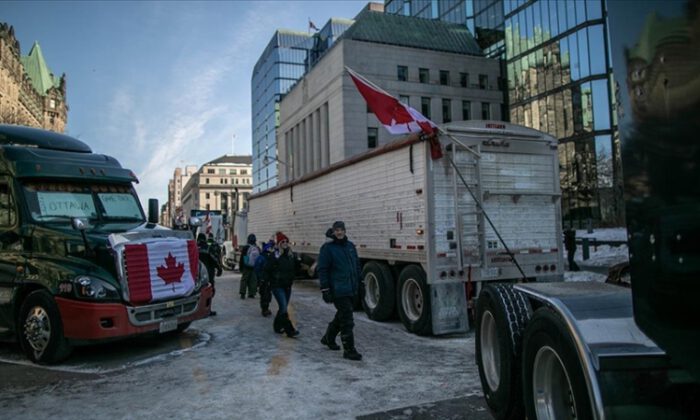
[252,31,312,193]
[251,20,352,193]
[385,0,621,226]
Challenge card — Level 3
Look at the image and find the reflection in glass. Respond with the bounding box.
[592,79,610,130]
[578,28,590,79]
[588,25,606,75]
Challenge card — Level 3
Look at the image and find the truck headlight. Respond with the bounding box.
[73,276,119,300]
[196,261,210,290]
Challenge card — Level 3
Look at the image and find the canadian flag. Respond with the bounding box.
[346,66,443,159]
[123,239,199,304]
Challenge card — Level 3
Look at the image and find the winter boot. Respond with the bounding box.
[283,314,300,338]
[341,333,362,361]
[320,322,340,350]
[261,307,272,317]
[273,313,285,334]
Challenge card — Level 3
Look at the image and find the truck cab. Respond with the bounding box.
[0,125,213,363]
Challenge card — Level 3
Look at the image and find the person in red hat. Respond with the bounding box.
[263,231,301,337]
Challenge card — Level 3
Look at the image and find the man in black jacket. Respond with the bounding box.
[317,221,363,361]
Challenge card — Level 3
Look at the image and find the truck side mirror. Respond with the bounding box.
[189,217,202,227]
[148,198,159,224]
[71,217,87,231]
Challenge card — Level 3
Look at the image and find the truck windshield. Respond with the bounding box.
[22,182,145,223]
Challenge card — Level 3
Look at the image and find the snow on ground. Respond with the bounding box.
[574,227,629,268]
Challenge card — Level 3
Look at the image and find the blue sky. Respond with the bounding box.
[2,0,367,208]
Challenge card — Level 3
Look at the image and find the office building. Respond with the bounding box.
[385,0,621,225]
[277,7,502,183]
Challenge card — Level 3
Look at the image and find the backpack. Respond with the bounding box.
[244,245,260,268]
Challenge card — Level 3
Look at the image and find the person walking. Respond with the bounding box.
[197,233,219,316]
[240,234,260,299]
[264,232,300,337]
[564,228,580,271]
[256,239,274,317]
[317,221,363,361]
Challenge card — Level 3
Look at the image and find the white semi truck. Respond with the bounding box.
[248,120,564,335]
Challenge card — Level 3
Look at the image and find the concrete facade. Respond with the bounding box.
[180,156,253,223]
[277,34,502,183]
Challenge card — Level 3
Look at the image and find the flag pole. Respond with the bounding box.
[436,126,481,159]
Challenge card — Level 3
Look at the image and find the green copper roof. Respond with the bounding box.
[341,9,482,56]
[628,12,690,62]
[20,42,60,95]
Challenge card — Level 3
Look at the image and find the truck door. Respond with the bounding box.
[0,179,21,334]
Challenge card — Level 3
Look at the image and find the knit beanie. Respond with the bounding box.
[276,232,289,244]
[332,221,345,230]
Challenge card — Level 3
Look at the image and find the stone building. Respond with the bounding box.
[276,7,503,183]
[0,23,67,132]
[180,155,253,222]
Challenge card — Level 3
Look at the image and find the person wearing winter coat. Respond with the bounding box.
[197,233,218,316]
[240,234,260,299]
[256,240,275,317]
[317,221,363,361]
[264,232,300,337]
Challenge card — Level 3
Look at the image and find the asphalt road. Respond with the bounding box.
[0,271,490,419]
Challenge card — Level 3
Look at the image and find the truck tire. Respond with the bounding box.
[522,307,593,420]
[397,265,431,335]
[18,290,73,364]
[361,261,395,321]
[475,283,532,420]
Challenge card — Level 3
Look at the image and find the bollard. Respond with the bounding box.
[582,238,590,260]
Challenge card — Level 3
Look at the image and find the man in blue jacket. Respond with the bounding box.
[317,221,363,361]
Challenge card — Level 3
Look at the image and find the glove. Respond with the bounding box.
[321,288,333,304]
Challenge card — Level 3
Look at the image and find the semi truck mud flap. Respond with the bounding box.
[431,282,469,334]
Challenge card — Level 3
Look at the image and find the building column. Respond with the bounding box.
[320,102,329,168]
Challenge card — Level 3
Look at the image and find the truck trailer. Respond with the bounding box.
[248,120,564,335]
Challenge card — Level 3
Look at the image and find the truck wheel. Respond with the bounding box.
[475,283,531,420]
[18,290,73,364]
[361,261,395,321]
[397,265,431,335]
[522,307,593,420]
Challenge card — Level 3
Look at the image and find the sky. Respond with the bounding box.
[2,0,367,209]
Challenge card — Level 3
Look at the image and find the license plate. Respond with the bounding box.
[159,318,178,333]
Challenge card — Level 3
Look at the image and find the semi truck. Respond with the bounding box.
[0,125,213,363]
[474,2,700,419]
[248,120,564,335]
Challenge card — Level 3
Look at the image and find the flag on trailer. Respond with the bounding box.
[123,239,199,304]
[346,66,443,159]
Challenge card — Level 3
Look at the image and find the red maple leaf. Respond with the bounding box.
[157,252,185,286]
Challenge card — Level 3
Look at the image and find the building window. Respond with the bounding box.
[442,99,452,123]
[421,97,431,119]
[419,68,430,84]
[218,169,226,175]
[241,170,248,175]
[462,101,471,120]
[479,74,489,90]
[482,103,491,120]
[439,70,450,86]
[397,65,408,81]
[49,99,56,109]
[207,169,215,174]
[205,178,210,184]
[205,193,210,199]
[206,204,210,210]
[460,72,469,88]
[368,127,378,149]
[229,169,237,175]
[399,95,410,105]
